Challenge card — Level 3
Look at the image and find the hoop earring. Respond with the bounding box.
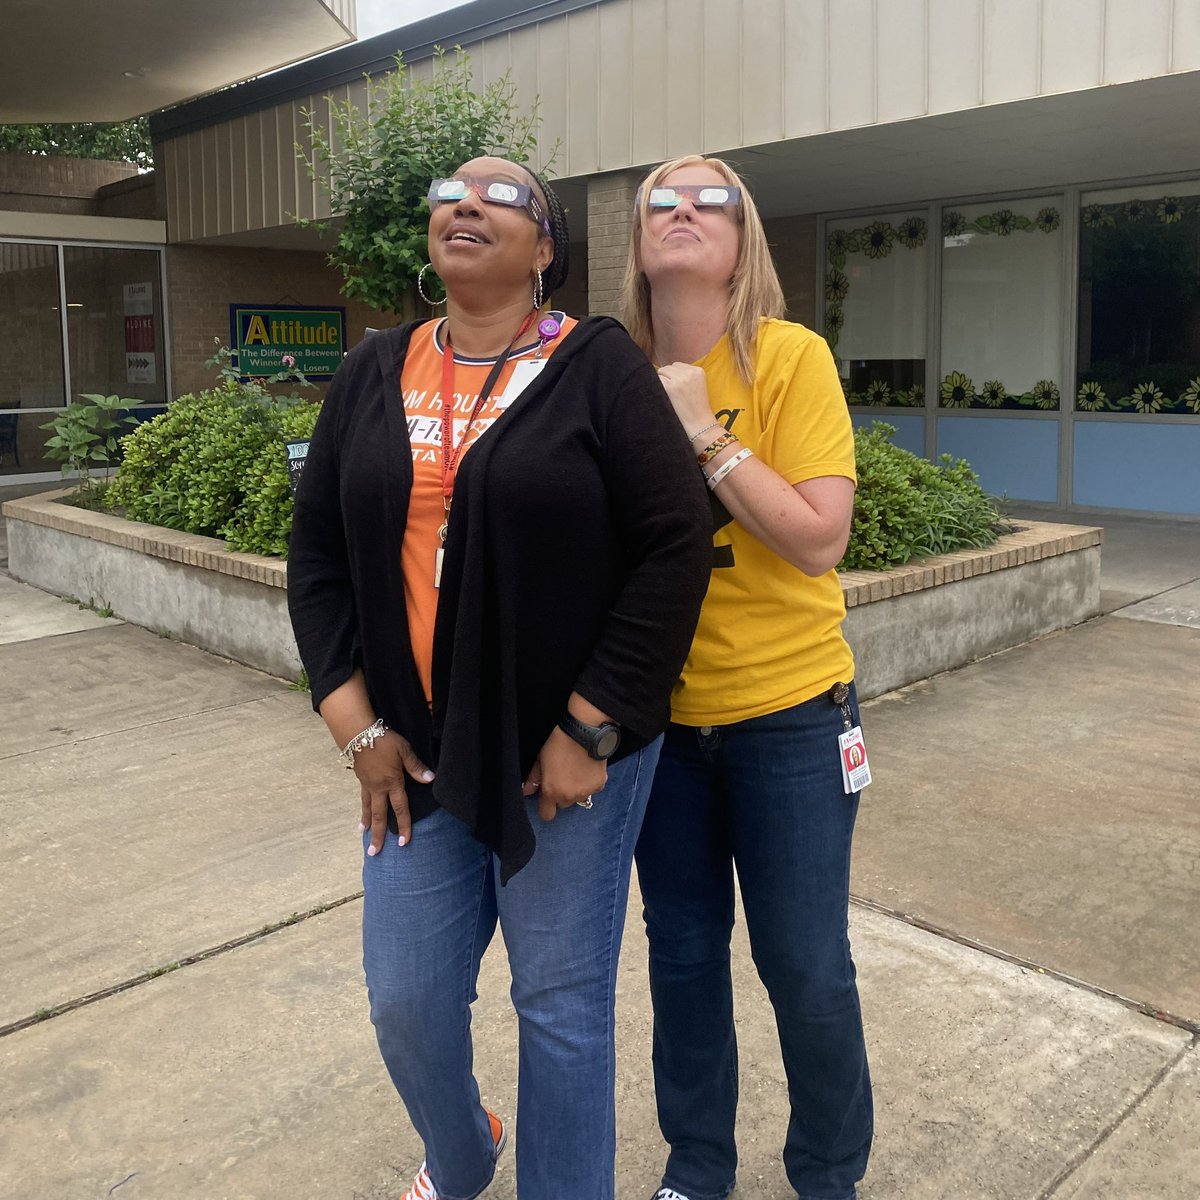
[418,263,446,307]
[532,267,544,310]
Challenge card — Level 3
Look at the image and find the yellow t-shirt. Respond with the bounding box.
[671,319,857,726]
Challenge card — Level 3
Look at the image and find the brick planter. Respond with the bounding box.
[3,491,1101,693]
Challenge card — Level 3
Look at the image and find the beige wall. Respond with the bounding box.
[165,246,384,398]
[162,0,1200,241]
[584,175,817,326]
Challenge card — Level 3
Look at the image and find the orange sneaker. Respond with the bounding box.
[401,1109,507,1200]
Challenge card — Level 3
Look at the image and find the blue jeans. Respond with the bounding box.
[635,691,872,1200]
[362,740,660,1200]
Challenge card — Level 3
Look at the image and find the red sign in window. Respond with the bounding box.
[124,314,154,353]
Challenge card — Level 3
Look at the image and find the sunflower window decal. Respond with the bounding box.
[1182,379,1200,414]
[861,221,895,259]
[940,372,975,408]
[1031,380,1061,410]
[1130,383,1164,413]
[863,380,892,406]
[1157,198,1183,224]
[1076,382,1107,412]
[980,381,1006,407]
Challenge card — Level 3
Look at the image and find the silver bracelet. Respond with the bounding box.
[340,718,388,769]
[687,421,723,443]
[706,447,754,490]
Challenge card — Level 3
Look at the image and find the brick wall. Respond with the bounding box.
[96,174,163,220]
[0,154,140,215]
[586,171,641,318]
[165,246,387,397]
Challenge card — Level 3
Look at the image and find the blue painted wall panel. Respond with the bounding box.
[936,416,1059,502]
[852,412,925,457]
[1073,422,1200,514]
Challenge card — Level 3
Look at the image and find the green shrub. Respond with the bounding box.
[220,401,320,556]
[843,422,1009,571]
[107,381,319,557]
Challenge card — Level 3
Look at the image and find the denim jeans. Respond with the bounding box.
[635,690,872,1200]
[361,739,660,1200]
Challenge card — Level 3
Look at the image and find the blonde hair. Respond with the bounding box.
[620,155,785,385]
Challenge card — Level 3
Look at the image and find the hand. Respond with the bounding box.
[353,730,435,856]
[656,362,716,435]
[522,727,608,822]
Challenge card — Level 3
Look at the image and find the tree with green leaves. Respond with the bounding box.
[299,48,553,319]
[0,118,152,169]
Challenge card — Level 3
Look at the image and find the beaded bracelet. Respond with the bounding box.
[706,447,754,491]
[697,431,738,467]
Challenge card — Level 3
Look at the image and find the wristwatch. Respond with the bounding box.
[557,712,621,760]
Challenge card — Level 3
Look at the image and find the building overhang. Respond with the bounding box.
[726,71,1200,219]
[0,0,356,124]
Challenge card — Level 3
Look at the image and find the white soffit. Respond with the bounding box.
[1,0,355,123]
[727,73,1200,218]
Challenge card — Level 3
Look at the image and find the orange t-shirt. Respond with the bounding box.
[399,313,577,703]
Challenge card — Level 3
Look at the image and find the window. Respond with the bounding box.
[939,197,1064,411]
[0,242,66,476]
[1076,183,1200,416]
[0,240,164,479]
[824,211,929,408]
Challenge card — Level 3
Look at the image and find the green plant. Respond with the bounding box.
[107,341,320,556]
[0,117,152,168]
[299,46,554,318]
[40,393,139,496]
[218,400,321,556]
[107,340,318,555]
[203,339,312,405]
[843,423,1009,571]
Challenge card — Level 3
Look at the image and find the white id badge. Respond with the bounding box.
[838,726,872,794]
[495,358,547,408]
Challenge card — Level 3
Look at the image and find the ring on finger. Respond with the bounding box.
[576,795,594,810]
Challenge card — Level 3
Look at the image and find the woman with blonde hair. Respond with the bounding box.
[624,155,873,1200]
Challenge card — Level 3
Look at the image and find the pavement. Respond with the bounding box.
[1,494,1198,1200]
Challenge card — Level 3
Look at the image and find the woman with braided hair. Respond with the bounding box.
[287,156,710,1199]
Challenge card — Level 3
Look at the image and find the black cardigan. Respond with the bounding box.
[287,316,711,881]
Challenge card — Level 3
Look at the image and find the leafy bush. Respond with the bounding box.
[843,422,1009,571]
[220,401,320,556]
[107,362,318,556]
[299,46,553,317]
[41,393,138,486]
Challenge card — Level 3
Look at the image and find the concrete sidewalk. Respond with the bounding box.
[1,511,1197,1199]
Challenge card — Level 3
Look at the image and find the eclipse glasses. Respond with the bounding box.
[428,177,551,235]
[638,184,743,209]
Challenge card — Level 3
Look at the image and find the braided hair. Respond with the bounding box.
[517,163,570,295]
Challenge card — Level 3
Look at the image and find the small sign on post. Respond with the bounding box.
[285,440,310,496]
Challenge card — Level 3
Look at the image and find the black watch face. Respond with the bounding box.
[595,726,621,759]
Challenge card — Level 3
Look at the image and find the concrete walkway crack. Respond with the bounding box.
[0,892,363,1041]
[1106,573,1200,616]
[851,895,1200,1035]
[1035,1034,1198,1199]
[0,692,295,762]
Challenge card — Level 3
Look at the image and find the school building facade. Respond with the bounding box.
[4,0,1200,517]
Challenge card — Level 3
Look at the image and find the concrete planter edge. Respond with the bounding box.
[3,490,1102,693]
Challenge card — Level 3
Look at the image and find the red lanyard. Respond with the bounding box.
[439,309,538,503]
